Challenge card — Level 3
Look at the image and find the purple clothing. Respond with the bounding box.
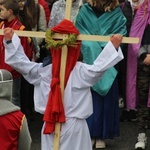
[126,0,150,109]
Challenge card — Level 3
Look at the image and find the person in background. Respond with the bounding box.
[75,0,126,148]
[119,0,144,121]
[48,0,82,28]
[125,0,150,149]
[0,69,31,150]
[0,0,32,107]
[18,0,46,48]
[45,0,58,12]
[135,24,150,150]
[17,0,47,122]
[38,0,50,25]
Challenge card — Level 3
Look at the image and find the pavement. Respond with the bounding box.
[29,111,150,150]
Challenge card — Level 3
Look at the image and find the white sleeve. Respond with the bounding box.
[92,41,124,71]
[75,41,124,87]
[4,33,43,85]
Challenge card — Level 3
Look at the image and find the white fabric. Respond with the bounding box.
[135,133,147,149]
[4,33,123,150]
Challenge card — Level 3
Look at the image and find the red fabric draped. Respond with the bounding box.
[43,19,81,134]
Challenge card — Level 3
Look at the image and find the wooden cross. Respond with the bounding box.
[0,0,139,150]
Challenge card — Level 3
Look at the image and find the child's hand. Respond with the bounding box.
[110,34,123,49]
[143,54,150,65]
[3,28,14,41]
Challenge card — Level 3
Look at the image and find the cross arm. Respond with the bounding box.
[0,29,139,44]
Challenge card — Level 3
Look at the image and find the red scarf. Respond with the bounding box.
[43,19,81,134]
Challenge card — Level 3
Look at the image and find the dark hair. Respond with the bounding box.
[19,0,38,30]
[103,0,119,11]
[0,0,19,16]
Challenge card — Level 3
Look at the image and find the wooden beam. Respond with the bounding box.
[64,0,72,20]
[53,0,72,150]
[78,34,139,44]
[53,35,68,150]
[0,29,140,44]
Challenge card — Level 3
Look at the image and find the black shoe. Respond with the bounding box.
[120,110,137,122]
[129,110,137,121]
[120,110,129,122]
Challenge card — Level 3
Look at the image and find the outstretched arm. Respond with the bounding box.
[75,34,124,87]
[3,28,43,85]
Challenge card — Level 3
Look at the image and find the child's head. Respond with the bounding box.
[0,0,19,20]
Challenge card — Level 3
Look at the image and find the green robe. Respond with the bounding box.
[75,4,127,96]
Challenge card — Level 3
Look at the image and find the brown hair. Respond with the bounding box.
[0,0,20,16]
[87,0,119,12]
[26,0,37,28]
[18,0,38,30]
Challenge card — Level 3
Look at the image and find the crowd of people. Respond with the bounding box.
[0,0,150,150]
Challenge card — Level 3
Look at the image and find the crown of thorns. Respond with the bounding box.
[45,29,78,49]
